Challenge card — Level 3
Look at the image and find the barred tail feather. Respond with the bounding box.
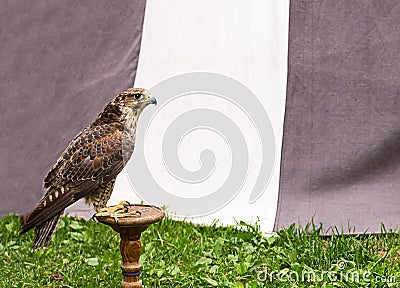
[32,211,63,251]
[20,186,74,235]
[19,213,29,228]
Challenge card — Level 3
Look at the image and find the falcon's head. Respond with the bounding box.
[96,88,157,124]
[114,87,157,115]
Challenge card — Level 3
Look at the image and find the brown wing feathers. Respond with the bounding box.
[20,124,124,249]
[20,187,74,234]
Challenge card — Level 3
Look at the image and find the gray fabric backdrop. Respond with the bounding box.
[275,0,400,233]
[3,1,400,234]
[0,0,146,217]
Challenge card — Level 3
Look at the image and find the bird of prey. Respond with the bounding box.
[20,88,156,250]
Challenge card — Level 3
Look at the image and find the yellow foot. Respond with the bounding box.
[98,200,130,213]
[95,201,136,223]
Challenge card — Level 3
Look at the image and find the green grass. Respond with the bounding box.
[1,215,400,287]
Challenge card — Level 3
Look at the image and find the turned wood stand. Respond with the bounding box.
[95,204,165,288]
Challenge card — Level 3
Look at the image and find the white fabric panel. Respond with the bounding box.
[110,0,289,233]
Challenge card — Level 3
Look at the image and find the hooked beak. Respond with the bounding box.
[149,96,157,106]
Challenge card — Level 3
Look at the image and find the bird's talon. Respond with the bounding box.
[94,202,139,222]
[123,202,131,213]
[117,200,130,206]
[91,214,98,222]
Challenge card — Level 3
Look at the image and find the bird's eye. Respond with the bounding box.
[133,94,142,100]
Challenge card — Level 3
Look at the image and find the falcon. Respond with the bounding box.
[20,88,156,250]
